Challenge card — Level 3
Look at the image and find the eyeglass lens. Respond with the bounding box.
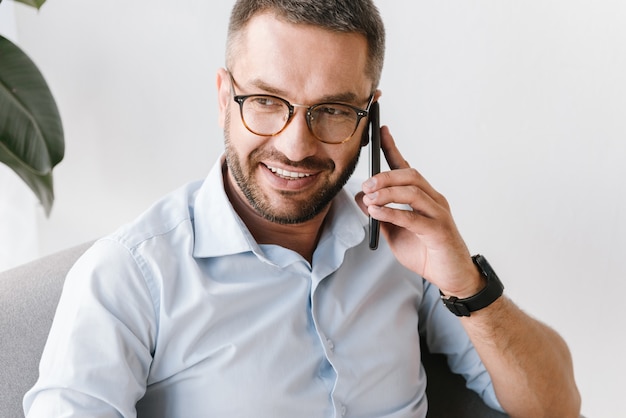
[240,95,362,144]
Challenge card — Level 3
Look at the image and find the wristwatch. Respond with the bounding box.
[440,254,504,317]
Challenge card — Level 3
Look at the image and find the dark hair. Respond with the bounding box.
[226,0,385,90]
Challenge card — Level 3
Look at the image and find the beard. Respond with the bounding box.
[223,113,361,225]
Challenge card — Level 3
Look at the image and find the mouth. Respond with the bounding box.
[266,164,314,180]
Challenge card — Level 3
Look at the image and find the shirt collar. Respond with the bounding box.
[192,156,367,260]
[192,157,260,258]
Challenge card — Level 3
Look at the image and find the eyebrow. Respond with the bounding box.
[246,77,362,105]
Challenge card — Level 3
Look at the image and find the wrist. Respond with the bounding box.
[440,254,505,317]
[439,268,486,299]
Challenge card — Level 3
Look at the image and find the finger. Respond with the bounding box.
[354,191,368,216]
[367,126,438,198]
[363,184,442,220]
[367,198,457,249]
[363,167,448,210]
[367,203,433,232]
[380,126,410,170]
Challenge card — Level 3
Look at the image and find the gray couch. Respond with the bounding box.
[0,242,507,418]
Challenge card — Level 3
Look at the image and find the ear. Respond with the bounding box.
[216,68,231,129]
[360,89,383,147]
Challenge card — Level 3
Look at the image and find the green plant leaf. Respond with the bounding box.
[11,0,48,10]
[0,34,64,216]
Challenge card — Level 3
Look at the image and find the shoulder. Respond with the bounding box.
[71,180,204,291]
[107,180,204,251]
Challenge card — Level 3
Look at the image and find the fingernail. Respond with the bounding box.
[363,178,376,190]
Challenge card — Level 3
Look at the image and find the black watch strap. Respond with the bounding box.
[440,254,504,317]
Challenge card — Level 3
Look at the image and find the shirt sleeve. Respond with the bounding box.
[418,278,504,412]
[23,239,158,418]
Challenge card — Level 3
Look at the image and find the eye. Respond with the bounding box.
[254,97,276,106]
[248,96,285,112]
[244,96,287,114]
[321,105,347,116]
[314,104,356,121]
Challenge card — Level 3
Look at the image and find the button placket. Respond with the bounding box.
[310,269,351,417]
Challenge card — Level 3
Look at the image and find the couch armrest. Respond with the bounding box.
[0,242,92,417]
[420,336,509,417]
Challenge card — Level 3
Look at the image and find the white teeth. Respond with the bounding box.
[267,165,312,180]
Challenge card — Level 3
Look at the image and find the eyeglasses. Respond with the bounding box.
[229,72,374,144]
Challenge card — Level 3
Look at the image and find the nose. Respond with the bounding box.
[272,107,319,162]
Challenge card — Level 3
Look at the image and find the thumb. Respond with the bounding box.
[354,191,369,216]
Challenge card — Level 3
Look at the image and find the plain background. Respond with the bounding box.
[2,1,625,416]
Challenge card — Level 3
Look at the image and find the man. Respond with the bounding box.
[24,0,580,417]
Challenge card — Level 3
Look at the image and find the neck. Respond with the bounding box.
[223,167,329,264]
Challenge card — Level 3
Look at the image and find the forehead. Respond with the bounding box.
[230,12,372,102]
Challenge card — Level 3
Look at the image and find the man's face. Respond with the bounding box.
[218,13,374,224]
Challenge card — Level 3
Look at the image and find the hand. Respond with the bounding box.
[357,126,484,297]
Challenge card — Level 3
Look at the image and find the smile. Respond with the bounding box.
[266,165,313,180]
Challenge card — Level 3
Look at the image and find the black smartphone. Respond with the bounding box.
[368,101,381,250]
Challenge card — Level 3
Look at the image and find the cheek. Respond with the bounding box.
[331,142,362,170]
[225,120,265,164]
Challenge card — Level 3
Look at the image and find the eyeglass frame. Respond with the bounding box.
[228,71,375,144]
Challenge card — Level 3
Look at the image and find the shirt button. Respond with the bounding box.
[340,404,347,416]
[326,338,335,352]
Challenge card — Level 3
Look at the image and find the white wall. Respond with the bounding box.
[0,0,40,271]
[8,1,625,416]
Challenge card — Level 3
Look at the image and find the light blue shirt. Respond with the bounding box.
[24,158,501,417]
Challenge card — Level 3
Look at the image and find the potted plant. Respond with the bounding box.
[0,0,64,216]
